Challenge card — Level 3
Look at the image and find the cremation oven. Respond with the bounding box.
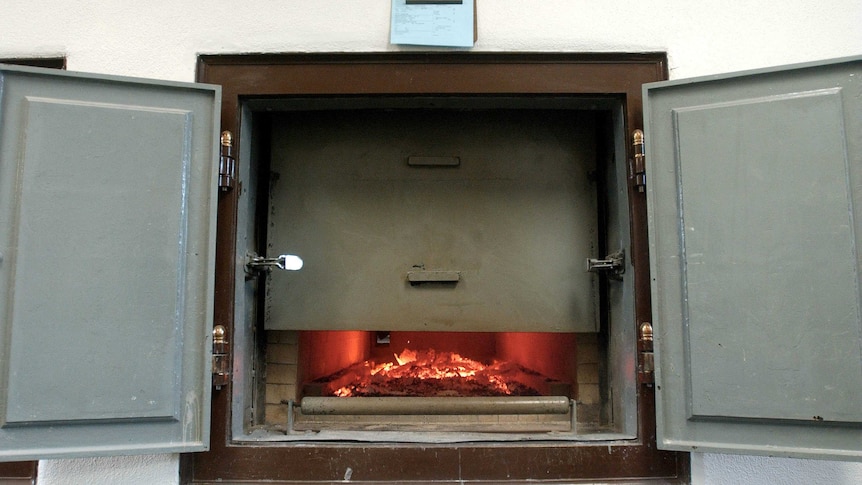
[190,53,684,483]
[234,96,635,441]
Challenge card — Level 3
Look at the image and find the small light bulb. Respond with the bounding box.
[281,254,303,271]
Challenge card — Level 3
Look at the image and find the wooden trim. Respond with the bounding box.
[0,462,37,484]
[0,57,66,69]
[186,52,685,483]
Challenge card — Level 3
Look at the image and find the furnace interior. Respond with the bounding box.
[235,97,635,440]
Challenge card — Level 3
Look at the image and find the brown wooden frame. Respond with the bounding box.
[0,57,66,70]
[185,53,687,483]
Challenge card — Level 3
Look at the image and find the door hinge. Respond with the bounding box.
[219,130,236,192]
[638,321,655,385]
[630,129,646,192]
[585,249,625,280]
[212,325,230,390]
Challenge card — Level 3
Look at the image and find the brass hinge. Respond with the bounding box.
[219,130,236,192]
[638,321,655,385]
[630,129,646,192]
[212,325,230,390]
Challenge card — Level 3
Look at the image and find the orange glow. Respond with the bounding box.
[329,348,543,397]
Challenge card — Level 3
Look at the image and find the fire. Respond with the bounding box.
[328,348,541,397]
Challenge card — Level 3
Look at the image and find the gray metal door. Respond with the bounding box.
[265,109,600,333]
[645,56,862,460]
[0,65,219,460]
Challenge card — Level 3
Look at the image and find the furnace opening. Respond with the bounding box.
[236,97,635,441]
[299,332,576,398]
[264,330,595,433]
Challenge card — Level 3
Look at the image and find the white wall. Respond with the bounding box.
[37,454,178,485]
[2,1,861,483]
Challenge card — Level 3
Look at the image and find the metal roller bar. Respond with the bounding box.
[300,396,571,415]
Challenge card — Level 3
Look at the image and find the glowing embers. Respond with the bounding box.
[317,348,546,397]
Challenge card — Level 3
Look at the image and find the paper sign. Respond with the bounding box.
[390,0,475,48]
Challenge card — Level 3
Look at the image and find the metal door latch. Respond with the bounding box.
[585,249,625,280]
[246,253,304,274]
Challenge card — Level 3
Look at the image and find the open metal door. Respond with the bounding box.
[0,65,219,460]
[644,56,862,460]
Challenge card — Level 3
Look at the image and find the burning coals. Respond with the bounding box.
[314,348,545,397]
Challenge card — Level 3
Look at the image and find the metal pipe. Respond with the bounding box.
[300,396,571,415]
